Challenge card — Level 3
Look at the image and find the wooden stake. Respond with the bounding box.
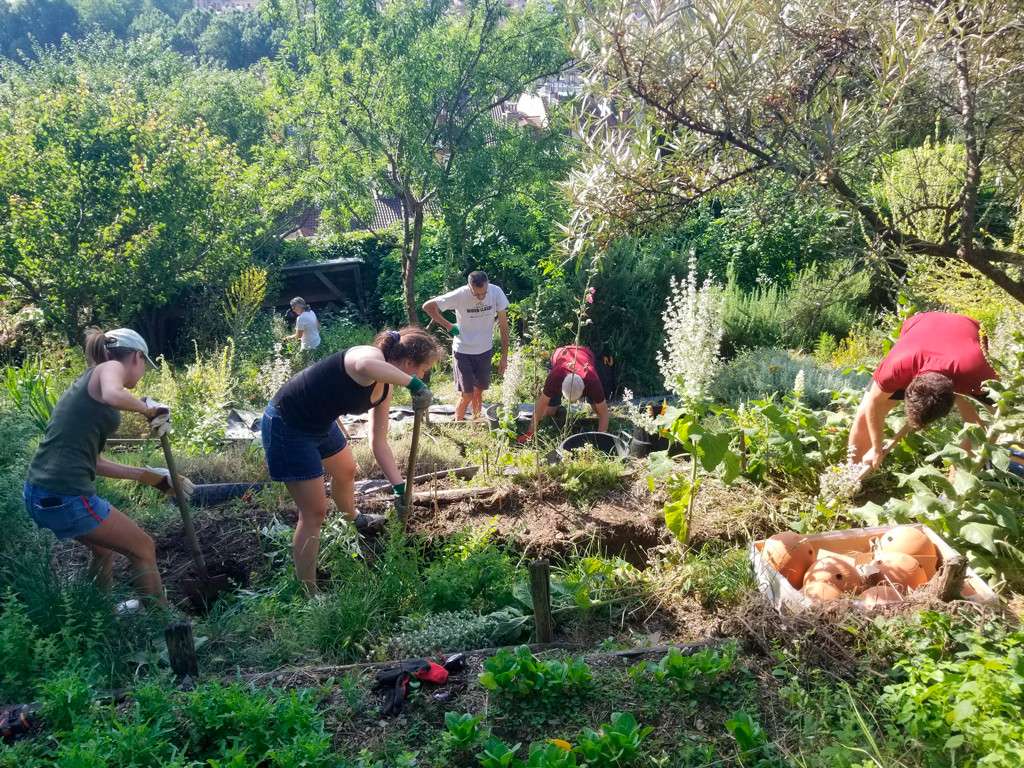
[165,620,199,679]
[528,559,554,643]
[432,462,439,526]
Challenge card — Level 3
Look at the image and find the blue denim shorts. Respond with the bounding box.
[23,482,111,540]
[261,401,348,483]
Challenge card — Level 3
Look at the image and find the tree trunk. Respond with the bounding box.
[403,202,425,327]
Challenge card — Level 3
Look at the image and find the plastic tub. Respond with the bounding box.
[558,431,629,459]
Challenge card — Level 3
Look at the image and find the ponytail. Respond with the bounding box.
[84,326,137,367]
[374,326,444,366]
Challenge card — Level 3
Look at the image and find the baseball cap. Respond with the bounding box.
[561,373,585,403]
[105,328,158,369]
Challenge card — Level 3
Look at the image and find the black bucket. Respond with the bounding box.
[558,431,629,459]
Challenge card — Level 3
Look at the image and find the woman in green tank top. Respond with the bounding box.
[23,327,194,610]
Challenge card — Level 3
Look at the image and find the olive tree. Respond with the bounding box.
[564,0,1024,303]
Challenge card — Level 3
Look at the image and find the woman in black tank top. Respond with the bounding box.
[261,327,442,596]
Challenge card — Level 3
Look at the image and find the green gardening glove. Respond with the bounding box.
[448,324,460,337]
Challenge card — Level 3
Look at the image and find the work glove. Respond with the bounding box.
[141,467,196,498]
[516,430,534,444]
[406,376,433,413]
[143,397,171,437]
[448,324,460,337]
[373,659,431,717]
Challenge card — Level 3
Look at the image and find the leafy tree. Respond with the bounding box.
[564,0,1024,305]
[268,0,570,324]
[170,8,213,58]
[0,0,80,59]
[196,10,283,69]
[71,0,144,39]
[128,7,177,40]
[0,59,260,345]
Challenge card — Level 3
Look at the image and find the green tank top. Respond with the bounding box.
[26,368,121,496]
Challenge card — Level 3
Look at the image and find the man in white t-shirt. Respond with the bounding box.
[424,271,509,420]
[284,297,321,350]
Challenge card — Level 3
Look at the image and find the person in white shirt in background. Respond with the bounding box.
[423,270,509,420]
[284,297,321,350]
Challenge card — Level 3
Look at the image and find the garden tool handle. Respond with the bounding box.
[857,423,914,482]
[159,434,210,580]
[402,408,425,513]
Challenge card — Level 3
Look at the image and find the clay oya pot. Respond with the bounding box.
[873,552,927,592]
[801,581,844,601]
[861,585,902,610]
[763,531,816,589]
[878,526,937,578]
[803,556,863,594]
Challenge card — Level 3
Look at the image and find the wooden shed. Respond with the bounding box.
[271,257,365,310]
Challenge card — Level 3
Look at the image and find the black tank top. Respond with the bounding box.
[272,349,390,432]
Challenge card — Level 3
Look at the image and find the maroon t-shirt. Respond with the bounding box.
[873,312,997,395]
[543,346,606,404]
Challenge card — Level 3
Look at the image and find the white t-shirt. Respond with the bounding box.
[435,284,509,355]
[296,311,321,349]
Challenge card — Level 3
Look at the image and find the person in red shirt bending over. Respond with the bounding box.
[518,346,611,442]
[850,312,997,471]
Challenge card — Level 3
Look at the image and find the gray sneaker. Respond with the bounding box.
[352,512,386,532]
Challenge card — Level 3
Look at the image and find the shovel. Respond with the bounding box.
[398,407,425,527]
[857,422,914,482]
[159,434,231,610]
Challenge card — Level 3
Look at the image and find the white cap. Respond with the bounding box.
[105,328,157,369]
[561,373,585,403]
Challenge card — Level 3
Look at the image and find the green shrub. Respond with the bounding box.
[40,666,96,734]
[180,682,327,760]
[713,348,869,409]
[388,608,528,657]
[542,444,627,506]
[721,266,872,353]
[422,525,519,614]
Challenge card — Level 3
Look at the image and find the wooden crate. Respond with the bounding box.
[749,524,998,611]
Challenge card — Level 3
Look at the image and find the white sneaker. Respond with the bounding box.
[115,599,144,615]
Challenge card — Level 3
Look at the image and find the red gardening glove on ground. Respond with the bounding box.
[517,430,534,444]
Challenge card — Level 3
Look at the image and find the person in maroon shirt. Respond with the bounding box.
[850,312,998,470]
[519,346,612,441]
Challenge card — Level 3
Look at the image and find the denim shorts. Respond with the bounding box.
[23,482,111,540]
[261,401,348,483]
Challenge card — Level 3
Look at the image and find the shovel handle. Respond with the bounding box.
[402,409,425,515]
[159,434,209,580]
[857,423,914,482]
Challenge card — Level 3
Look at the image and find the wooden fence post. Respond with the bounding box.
[528,559,554,643]
[165,620,199,679]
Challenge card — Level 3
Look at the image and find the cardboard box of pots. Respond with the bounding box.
[749,524,998,612]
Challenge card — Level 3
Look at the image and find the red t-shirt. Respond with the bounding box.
[543,346,606,404]
[873,312,997,395]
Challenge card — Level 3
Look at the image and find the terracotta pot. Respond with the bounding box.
[873,552,927,592]
[801,581,844,600]
[862,585,903,610]
[803,555,863,594]
[878,526,937,578]
[763,532,816,589]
